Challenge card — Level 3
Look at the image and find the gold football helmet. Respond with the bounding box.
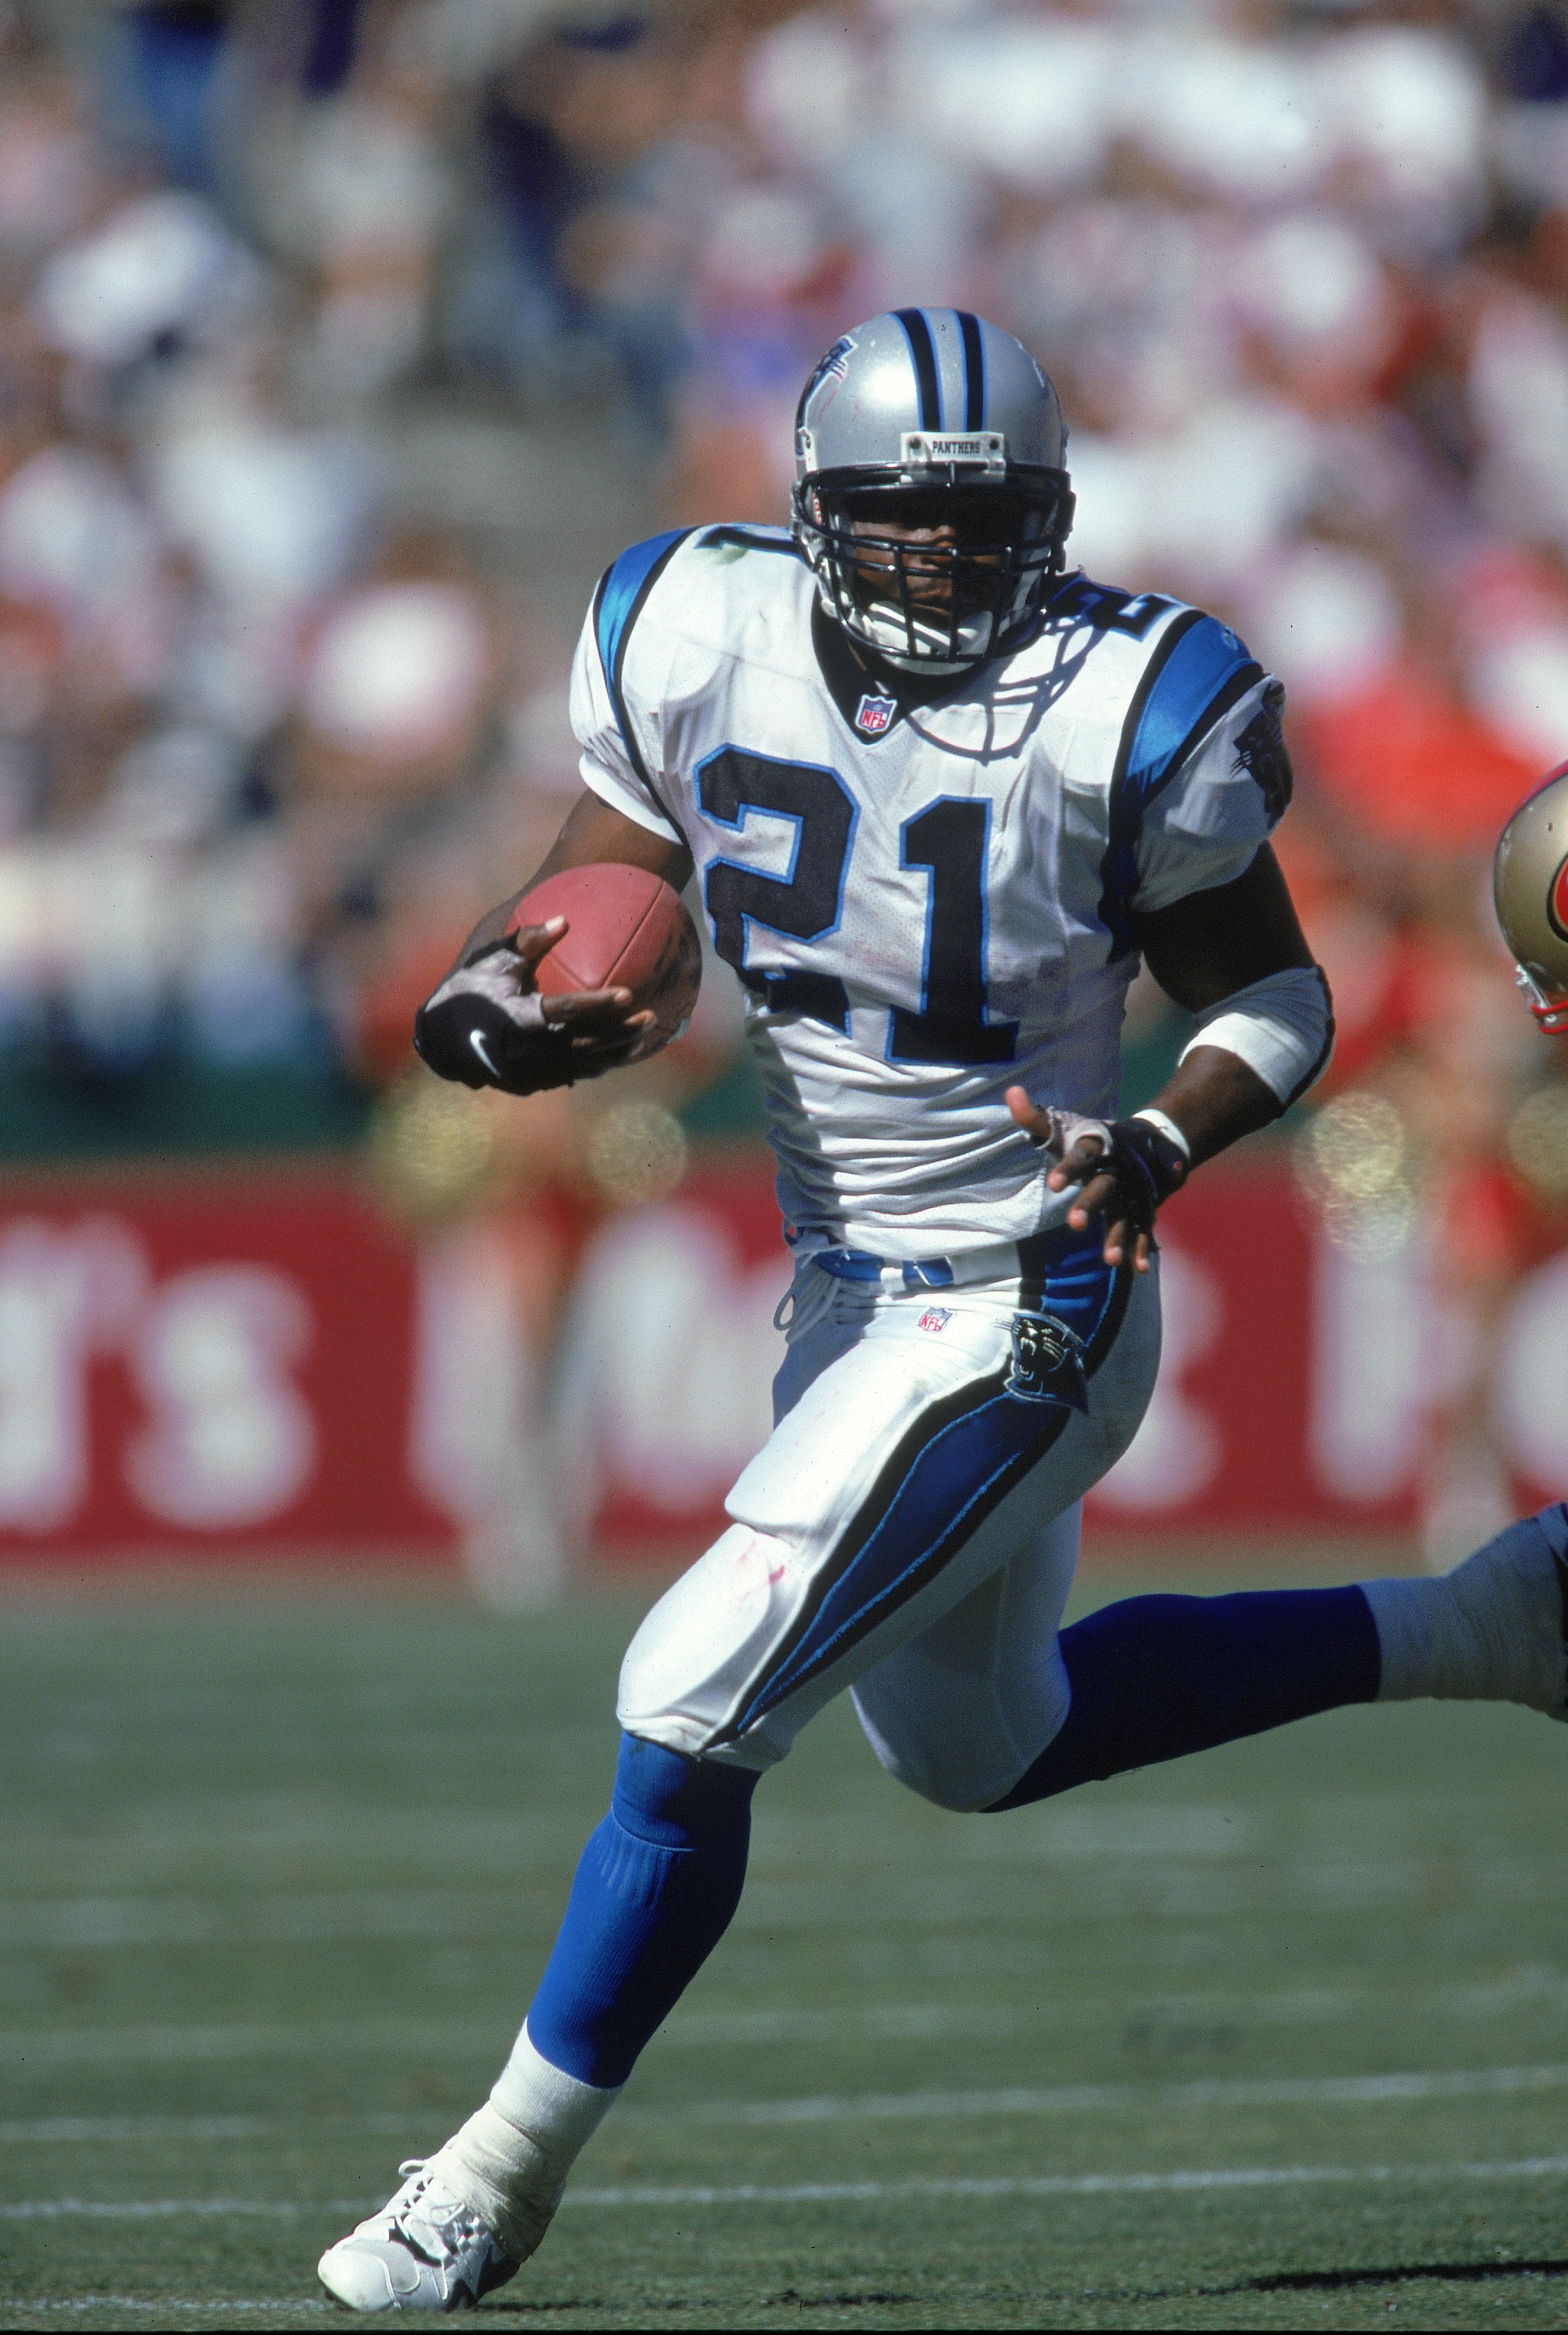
[1495,763,1568,1035]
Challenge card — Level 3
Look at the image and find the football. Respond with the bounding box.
[508,862,702,1056]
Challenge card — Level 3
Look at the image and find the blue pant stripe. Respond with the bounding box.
[730,1382,1066,1733]
[720,1242,1130,1743]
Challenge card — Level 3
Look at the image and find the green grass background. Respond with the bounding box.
[3,1563,1568,2331]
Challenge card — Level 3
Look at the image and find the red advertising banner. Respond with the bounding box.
[556,1155,1568,1556]
[0,1171,458,1568]
[1,1155,1563,1574]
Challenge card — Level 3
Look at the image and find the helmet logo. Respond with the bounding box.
[855,693,897,736]
[1551,853,1568,943]
[796,336,855,427]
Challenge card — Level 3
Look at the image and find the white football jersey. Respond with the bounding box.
[570,525,1289,1259]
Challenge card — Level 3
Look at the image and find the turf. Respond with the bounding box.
[3,1565,1568,2331]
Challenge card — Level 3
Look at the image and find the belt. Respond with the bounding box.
[813,1248,965,1290]
[806,1223,1092,1295]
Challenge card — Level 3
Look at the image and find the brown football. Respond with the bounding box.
[508,864,702,1055]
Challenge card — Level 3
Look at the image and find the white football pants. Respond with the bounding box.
[617,1233,1161,1812]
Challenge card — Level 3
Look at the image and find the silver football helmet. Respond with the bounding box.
[1495,763,1568,1035]
[792,309,1074,671]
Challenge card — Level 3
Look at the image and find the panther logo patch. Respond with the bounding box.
[1233,680,1292,822]
[1005,1312,1089,1411]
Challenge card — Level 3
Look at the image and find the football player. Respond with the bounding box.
[320,312,1568,2312]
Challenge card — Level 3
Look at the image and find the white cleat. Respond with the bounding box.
[318,2160,519,2313]
[1448,1503,1568,1718]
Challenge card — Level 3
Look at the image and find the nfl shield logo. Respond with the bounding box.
[855,693,896,736]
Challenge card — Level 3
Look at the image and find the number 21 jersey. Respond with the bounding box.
[570,524,1289,1260]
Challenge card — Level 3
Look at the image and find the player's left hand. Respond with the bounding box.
[1005,1089,1188,1273]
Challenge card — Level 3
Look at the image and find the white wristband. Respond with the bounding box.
[1132,1107,1191,1162]
[1177,966,1333,1106]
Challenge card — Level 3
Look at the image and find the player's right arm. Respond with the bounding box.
[419,533,703,1094]
[413,791,692,1094]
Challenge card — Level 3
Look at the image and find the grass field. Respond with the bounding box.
[5,1563,1568,2332]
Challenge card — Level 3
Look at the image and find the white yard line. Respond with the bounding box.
[0,2022,505,2064]
[0,2202,347,2220]
[0,1896,464,1948]
[0,2302,327,2317]
[6,2155,1568,2222]
[9,1971,1568,2064]
[686,2062,1568,2125]
[0,2115,419,2145]
[4,2064,1568,2146]
[3,1856,1568,1948]
[0,2119,271,2144]
[562,2155,1568,2209]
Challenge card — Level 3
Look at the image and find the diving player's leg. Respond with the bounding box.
[843,1360,1567,1819]
[851,1507,1568,1822]
[850,1509,1373,1816]
[988,1574,1381,1809]
[1364,1504,1568,1715]
[988,1504,1568,1810]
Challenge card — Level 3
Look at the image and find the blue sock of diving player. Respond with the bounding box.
[526,1733,758,2087]
[986,1585,1381,1810]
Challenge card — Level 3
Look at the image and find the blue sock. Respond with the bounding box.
[526,1734,758,2088]
[987,1585,1381,1812]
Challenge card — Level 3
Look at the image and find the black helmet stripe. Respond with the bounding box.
[956,311,985,432]
[894,307,941,430]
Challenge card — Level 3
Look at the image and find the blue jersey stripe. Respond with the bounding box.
[1097,613,1263,960]
[1125,615,1258,798]
[594,529,687,696]
[591,528,688,796]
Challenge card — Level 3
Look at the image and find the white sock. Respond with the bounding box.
[1361,1506,1568,1716]
[428,2026,622,2262]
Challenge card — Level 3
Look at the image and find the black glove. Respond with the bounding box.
[413,943,639,1095]
[1041,1109,1189,1236]
[1094,1115,1189,1234]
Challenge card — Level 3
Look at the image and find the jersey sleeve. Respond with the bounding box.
[1100,615,1291,948]
[569,531,689,845]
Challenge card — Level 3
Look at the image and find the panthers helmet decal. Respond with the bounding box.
[1495,763,1568,1034]
[791,309,1074,672]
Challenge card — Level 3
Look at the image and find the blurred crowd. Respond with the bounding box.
[3,0,1568,1551]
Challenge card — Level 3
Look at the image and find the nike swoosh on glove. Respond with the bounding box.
[413,946,588,1093]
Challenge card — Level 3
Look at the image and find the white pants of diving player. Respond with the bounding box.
[617,1243,1161,1813]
